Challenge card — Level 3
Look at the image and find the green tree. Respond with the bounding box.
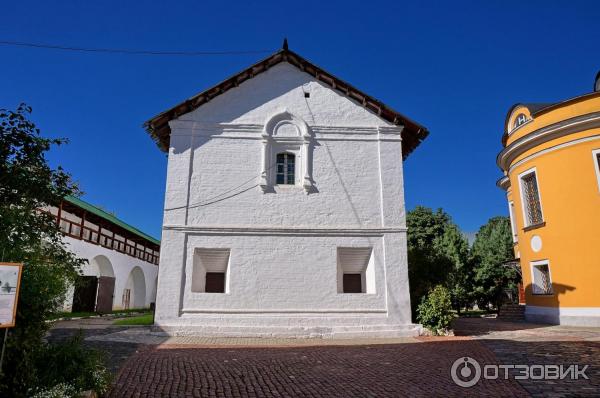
[0,104,85,396]
[435,224,471,314]
[407,206,450,249]
[470,216,518,310]
[407,206,470,315]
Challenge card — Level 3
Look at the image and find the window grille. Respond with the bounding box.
[521,172,543,226]
[532,263,552,295]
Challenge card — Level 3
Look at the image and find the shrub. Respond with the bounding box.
[29,383,78,398]
[30,332,112,397]
[417,285,454,335]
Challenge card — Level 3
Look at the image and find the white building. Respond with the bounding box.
[146,43,429,337]
[48,196,160,312]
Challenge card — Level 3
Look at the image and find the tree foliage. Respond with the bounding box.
[0,104,85,396]
[407,206,470,315]
[470,216,519,309]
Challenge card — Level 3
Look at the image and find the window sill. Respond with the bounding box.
[523,221,545,232]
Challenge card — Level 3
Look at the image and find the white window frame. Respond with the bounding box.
[592,149,600,193]
[518,167,544,227]
[336,247,376,294]
[508,200,518,242]
[259,111,313,193]
[530,260,553,295]
[275,151,298,186]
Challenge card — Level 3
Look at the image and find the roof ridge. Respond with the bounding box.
[144,47,428,159]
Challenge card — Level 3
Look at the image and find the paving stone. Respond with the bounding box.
[49,317,600,397]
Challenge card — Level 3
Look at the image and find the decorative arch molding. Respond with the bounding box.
[259,110,314,193]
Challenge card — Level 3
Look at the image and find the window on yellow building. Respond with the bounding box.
[508,201,518,242]
[519,169,544,227]
[531,261,553,295]
[593,149,600,192]
[513,113,528,130]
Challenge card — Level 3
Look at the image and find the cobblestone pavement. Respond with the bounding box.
[454,318,600,397]
[51,318,600,397]
[109,339,527,397]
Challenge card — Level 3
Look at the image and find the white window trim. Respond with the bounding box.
[518,167,544,227]
[259,110,313,194]
[592,149,600,193]
[530,259,553,296]
[508,200,518,242]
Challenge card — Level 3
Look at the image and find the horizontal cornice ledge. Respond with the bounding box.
[496,176,510,190]
[169,121,402,137]
[180,308,388,314]
[497,111,600,170]
[162,225,408,236]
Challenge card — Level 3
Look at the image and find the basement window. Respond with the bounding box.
[192,248,230,293]
[337,247,375,294]
[531,261,553,295]
[343,274,362,293]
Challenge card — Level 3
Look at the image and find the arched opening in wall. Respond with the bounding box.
[123,266,147,309]
[90,255,115,277]
[73,255,116,313]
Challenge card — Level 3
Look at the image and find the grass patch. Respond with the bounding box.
[49,308,152,320]
[113,314,154,326]
[49,311,97,320]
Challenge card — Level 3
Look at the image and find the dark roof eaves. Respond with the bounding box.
[144,48,429,158]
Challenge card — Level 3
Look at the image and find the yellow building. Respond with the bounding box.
[497,72,600,326]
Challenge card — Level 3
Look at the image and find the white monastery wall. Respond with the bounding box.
[63,237,159,310]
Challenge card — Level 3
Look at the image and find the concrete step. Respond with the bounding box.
[153,324,422,338]
[498,304,526,321]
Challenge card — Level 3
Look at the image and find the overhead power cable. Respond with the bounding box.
[0,40,271,56]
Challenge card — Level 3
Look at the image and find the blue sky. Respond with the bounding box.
[1,1,598,239]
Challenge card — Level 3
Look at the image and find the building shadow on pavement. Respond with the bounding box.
[452,317,551,336]
[106,336,600,397]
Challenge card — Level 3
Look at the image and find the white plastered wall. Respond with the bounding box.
[154,62,417,337]
[63,237,159,311]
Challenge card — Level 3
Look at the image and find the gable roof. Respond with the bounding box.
[144,45,429,159]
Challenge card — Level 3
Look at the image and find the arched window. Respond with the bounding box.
[513,113,528,130]
[276,153,295,185]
